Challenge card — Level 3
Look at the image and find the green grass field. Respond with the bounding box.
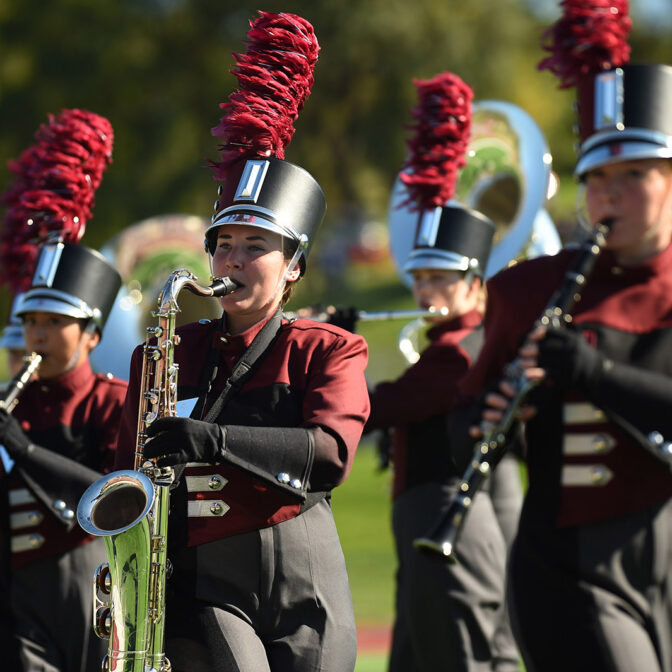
[333,442,395,624]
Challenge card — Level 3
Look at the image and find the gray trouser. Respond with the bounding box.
[389,481,519,672]
[164,499,357,672]
[12,538,108,672]
[488,454,523,670]
[509,499,672,672]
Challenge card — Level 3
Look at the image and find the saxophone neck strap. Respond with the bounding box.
[196,306,284,424]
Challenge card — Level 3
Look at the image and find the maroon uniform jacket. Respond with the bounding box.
[7,361,127,569]
[459,243,672,528]
[367,309,483,498]
[115,314,370,548]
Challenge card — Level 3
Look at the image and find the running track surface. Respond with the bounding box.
[357,625,392,653]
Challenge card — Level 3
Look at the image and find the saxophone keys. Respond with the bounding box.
[95,605,111,638]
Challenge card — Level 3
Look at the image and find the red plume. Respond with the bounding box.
[400,72,473,212]
[538,0,632,89]
[0,109,113,295]
[210,11,319,179]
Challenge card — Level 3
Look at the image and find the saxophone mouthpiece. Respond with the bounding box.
[210,276,238,297]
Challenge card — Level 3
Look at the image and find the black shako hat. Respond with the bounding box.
[16,242,122,332]
[575,63,672,177]
[395,72,495,279]
[206,13,323,276]
[204,157,326,272]
[0,294,25,350]
[403,204,494,277]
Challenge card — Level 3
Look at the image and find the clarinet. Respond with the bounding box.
[413,219,613,562]
[0,352,42,413]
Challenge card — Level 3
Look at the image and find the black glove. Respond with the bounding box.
[536,326,604,391]
[0,408,31,459]
[326,306,358,333]
[144,416,225,466]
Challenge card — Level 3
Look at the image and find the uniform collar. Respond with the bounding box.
[213,311,278,351]
[596,241,672,281]
[426,308,482,342]
[33,360,94,395]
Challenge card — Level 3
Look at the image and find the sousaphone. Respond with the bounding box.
[90,214,222,380]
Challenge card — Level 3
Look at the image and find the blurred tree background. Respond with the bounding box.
[1,0,669,334]
[1,1,669,661]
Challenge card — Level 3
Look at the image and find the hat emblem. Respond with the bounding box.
[234,160,270,203]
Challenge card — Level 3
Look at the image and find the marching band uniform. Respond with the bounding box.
[112,16,369,670]
[455,60,672,672]
[1,242,125,672]
[366,205,521,672]
[115,154,369,671]
[0,294,27,668]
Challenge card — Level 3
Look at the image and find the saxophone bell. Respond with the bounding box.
[78,471,160,666]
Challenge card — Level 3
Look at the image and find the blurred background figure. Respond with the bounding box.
[363,72,520,672]
[0,296,28,378]
[0,108,128,672]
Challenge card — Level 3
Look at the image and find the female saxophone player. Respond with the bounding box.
[114,13,369,671]
[115,155,369,672]
[455,5,672,669]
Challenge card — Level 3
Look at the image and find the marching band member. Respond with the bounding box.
[114,13,369,672]
[0,110,127,672]
[0,296,29,377]
[455,2,672,669]
[365,73,521,671]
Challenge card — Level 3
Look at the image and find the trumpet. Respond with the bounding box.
[413,220,613,562]
[0,352,42,413]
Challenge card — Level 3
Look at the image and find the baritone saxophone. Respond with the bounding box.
[77,269,237,672]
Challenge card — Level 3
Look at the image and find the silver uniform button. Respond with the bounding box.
[199,319,212,324]
[53,500,66,511]
[61,509,75,520]
[590,466,611,485]
[276,472,291,484]
[210,502,224,515]
[289,479,302,489]
[592,434,611,452]
[649,431,664,445]
[208,475,223,490]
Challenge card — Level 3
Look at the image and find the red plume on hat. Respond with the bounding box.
[210,11,319,180]
[538,0,632,89]
[0,109,113,295]
[399,72,473,213]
